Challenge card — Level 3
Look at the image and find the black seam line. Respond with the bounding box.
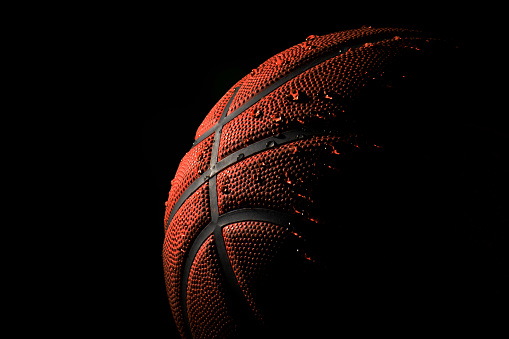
[219,87,240,121]
[181,208,312,335]
[180,88,239,339]
[209,176,219,223]
[208,86,238,223]
[164,127,337,231]
[209,127,221,224]
[212,223,260,332]
[192,30,420,147]
[210,87,240,170]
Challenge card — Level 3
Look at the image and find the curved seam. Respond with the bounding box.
[192,31,420,147]
[181,208,313,337]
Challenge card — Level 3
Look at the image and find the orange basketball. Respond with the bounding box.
[162,27,469,338]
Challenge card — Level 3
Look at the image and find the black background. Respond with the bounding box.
[59,3,505,337]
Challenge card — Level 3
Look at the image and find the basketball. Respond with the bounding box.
[162,27,504,337]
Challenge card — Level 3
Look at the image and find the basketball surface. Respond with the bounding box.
[162,27,501,338]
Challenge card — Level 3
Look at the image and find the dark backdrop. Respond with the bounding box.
[79,3,505,337]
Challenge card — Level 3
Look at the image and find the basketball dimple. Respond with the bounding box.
[162,27,452,338]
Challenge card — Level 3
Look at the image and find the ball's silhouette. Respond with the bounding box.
[163,27,505,338]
